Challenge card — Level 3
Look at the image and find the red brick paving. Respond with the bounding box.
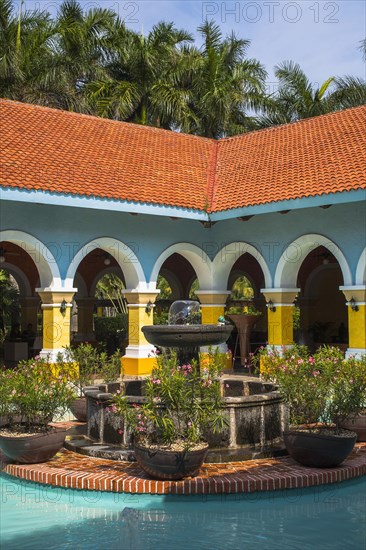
[1,443,365,495]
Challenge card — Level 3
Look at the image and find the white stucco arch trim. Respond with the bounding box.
[212,242,272,290]
[275,234,352,288]
[355,248,366,285]
[65,237,146,291]
[150,243,213,290]
[0,230,61,288]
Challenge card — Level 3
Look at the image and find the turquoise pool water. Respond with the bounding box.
[1,475,365,549]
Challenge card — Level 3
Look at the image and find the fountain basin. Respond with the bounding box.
[142,324,233,348]
[66,378,286,463]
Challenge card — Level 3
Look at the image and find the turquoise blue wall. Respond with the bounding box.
[1,199,365,284]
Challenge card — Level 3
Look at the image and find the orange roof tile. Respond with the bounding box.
[1,99,365,215]
[213,106,366,212]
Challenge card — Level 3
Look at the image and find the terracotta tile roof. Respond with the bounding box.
[0,99,214,211]
[1,99,365,215]
[213,106,366,212]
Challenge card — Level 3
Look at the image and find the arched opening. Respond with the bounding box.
[72,248,128,354]
[154,253,199,324]
[0,241,42,365]
[226,253,267,364]
[296,246,348,351]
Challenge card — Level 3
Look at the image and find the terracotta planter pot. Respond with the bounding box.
[0,426,67,464]
[340,414,366,442]
[134,442,208,480]
[69,397,87,422]
[283,429,357,468]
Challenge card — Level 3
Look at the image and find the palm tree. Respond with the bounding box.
[0,0,54,102]
[87,21,193,126]
[255,61,334,128]
[39,0,117,112]
[184,21,267,138]
[256,57,366,129]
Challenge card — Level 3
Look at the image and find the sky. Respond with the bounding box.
[23,0,366,86]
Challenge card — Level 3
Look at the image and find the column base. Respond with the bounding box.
[345,348,366,359]
[39,348,67,362]
[121,356,157,376]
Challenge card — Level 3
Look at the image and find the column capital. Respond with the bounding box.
[196,291,230,305]
[261,288,300,305]
[339,285,366,303]
[122,290,160,305]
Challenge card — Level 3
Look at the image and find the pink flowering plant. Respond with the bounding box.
[0,356,76,433]
[261,345,366,430]
[112,349,227,450]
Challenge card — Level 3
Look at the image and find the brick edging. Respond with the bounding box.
[1,445,365,495]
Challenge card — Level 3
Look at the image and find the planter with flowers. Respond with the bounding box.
[0,356,76,463]
[112,350,227,480]
[261,345,366,467]
[225,305,262,369]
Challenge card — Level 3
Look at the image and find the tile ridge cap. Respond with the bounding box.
[205,141,219,214]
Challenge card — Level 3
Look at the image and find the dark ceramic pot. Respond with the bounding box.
[340,414,366,442]
[69,397,87,422]
[0,426,67,464]
[283,429,357,468]
[134,442,209,480]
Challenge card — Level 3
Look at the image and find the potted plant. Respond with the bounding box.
[0,356,75,463]
[261,345,366,467]
[112,349,227,480]
[225,304,262,368]
[58,344,122,421]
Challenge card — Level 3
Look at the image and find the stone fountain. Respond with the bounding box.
[67,301,285,462]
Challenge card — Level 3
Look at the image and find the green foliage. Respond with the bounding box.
[95,274,127,314]
[94,313,128,345]
[156,275,173,300]
[0,356,76,431]
[153,310,169,325]
[57,343,122,395]
[226,304,261,316]
[112,349,227,450]
[261,345,366,430]
[0,269,19,334]
[231,276,254,300]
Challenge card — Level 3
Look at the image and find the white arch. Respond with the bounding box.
[212,242,272,290]
[0,230,61,288]
[275,234,352,288]
[149,243,213,290]
[65,237,146,291]
[355,248,366,285]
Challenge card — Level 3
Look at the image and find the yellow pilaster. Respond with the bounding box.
[37,289,76,361]
[261,289,299,347]
[340,286,366,355]
[121,290,160,376]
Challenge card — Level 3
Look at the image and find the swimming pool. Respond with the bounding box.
[1,474,365,549]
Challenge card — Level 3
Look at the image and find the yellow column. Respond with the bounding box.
[75,298,95,342]
[37,289,76,361]
[196,291,231,369]
[121,290,160,376]
[261,289,300,348]
[340,286,366,357]
[196,291,230,324]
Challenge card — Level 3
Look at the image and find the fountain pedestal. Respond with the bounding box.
[227,315,259,369]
